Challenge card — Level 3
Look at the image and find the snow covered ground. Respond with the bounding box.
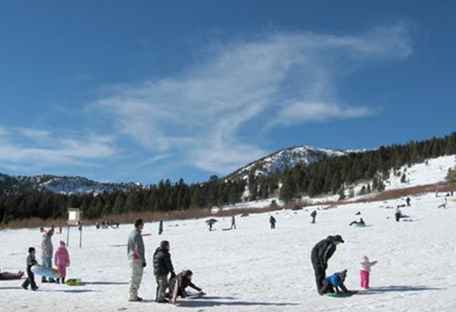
[1,193,456,312]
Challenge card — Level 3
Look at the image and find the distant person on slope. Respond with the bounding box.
[127,219,146,302]
[360,256,378,289]
[158,220,164,235]
[395,208,404,222]
[230,215,237,230]
[41,228,55,283]
[153,240,176,303]
[269,216,277,229]
[311,210,317,224]
[349,218,366,227]
[311,235,344,295]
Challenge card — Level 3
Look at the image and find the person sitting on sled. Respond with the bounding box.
[169,270,205,299]
[349,218,365,226]
[323,270,350,294]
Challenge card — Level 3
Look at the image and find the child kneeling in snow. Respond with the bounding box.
[169,270,205,300]
[322,270,350,294]
[54,241,70,284]
[360,256,377,289]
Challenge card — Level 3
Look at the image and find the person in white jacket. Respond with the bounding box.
[127,219,146,302]
[360,256,377,289]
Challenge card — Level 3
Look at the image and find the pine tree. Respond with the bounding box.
[446,167,456,187]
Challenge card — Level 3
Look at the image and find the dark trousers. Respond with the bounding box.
[22,268,37,290]
[311,253,326,295]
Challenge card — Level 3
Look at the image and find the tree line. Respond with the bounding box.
[0,132,455,224]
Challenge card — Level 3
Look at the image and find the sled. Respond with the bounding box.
[187,292,206,299]
[326,291,358,298]
[31,265,60,279]
[0,271,24,280]
[65,278,82,286]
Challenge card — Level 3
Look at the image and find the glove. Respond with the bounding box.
[170,272,176,279]
[143,262,147,268]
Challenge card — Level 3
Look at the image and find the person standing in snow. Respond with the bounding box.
[41,228,55,283]
[153,240,176,303]
[21,247,38,291]
[360,256,377,289]
[158,220,164,235]
[269,216,276,229]
[127,219,146,302]
[311,235,344,295]
[395,208,403,222]
[54,241,70,284]
[230,215,237,230]
[310,210,317,224]
[406,197,411,207]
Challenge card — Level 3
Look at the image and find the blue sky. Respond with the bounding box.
[0,1,455,183]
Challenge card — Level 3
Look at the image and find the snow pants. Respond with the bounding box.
[129,260,144,300]
[155,274,169,302]
[360,270,370,289]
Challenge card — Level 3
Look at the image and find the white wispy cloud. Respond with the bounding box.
[276,101,374,124]
[0,127,116,172]
[96,23,412,174]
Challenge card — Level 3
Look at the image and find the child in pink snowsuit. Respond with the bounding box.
[54,241,70,284]
[360,256,377,289]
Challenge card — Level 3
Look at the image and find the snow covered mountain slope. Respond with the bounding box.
[7,175,139,194]
[228,145,348,180]
[1,192,455,312]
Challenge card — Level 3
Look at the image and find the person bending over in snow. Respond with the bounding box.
[360,256,377,289]
[311,235,344,295]
[169,270,205,300]
[322,270,350,294]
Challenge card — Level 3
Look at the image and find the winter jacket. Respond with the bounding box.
[311,235,343,270]
[54,246,70,268]
[26,254,37,269]
[153,247,174,276]
[127,229,145,264]
[169,271,202,298]
[360,257,377,272]
[41,232,53,258]
[326,273,343,287]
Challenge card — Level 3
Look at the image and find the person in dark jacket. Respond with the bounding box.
[310,210,317,224]
[22,247,38,291]
[230,215,236,230]
[153,240,175,303]
[169,270,205,300]
[158,220,164,235]
[310,235,344,295]
[269,216,276,229]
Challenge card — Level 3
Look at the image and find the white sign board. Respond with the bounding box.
[68,209,81,225]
